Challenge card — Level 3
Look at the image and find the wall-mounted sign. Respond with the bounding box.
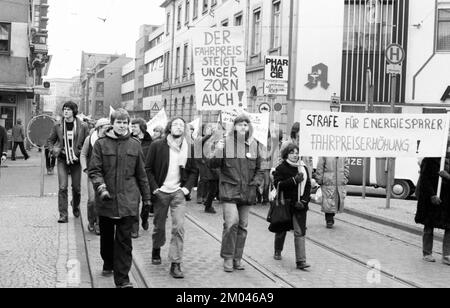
[265,56,289,82]
[441,86,450,102]
[386,44,405,65]
[263,81,288,96]
[305,63,330,90]
[258,102,271,113]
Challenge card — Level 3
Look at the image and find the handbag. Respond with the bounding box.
[294,183,305,211]
[267,183,293,233]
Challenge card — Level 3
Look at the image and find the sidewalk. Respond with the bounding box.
[0,149,92,288]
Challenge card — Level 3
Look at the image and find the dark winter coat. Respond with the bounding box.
[47,118,90,161]
[88,130,151,218]
[273,160,312,212]
[12,124,25,142]
[136,131,153,160]
[208,133,264,206]
[0,125,7,157]
[415,158,450,230]
[195,134,219,181]
[145,137,199,200]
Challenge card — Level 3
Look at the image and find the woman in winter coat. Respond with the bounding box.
[272,143,311,270]
[415,148,450,265]
[315,157,349,228]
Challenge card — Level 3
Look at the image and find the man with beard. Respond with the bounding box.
[145,117,198,279]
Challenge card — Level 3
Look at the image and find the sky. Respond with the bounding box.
[46,0,165,79]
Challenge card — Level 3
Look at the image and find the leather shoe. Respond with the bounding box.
[142,219,149,231]
[102,269,113,277]
[233,259,245,270]
[443,256,450,266]
[94,223,101,236]
[223,259,233,272]
[152,248,162,265]
[205,206,217,214]
[87,223,95,233]
[170,263,185,279]
[58,216,68,223]
[116,282,133,288]
[274,251,282,261]
[297,261,311,270]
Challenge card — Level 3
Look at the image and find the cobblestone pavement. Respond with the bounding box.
[0,151,91,288]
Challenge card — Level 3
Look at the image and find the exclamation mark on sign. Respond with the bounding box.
[238,91,244,108]
[416,140,421,154]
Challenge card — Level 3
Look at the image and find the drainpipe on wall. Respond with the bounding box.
[170,0,176,116]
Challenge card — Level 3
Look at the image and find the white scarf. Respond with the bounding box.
[286,159,308,197]
[90,131,99,147]
[63,119,77,165]
[167,135,188,168]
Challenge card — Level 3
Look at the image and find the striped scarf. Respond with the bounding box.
[63,120,77,165]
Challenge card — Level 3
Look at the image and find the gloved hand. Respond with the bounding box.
[294,173,304,184]
[143,200,152,207]
[431,195,442,206]
[97,184,112,201]
[294,201,306,211]
[439,170,450,180]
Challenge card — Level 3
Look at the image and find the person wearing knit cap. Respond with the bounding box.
[80,118,111,234]
[208,114,264,272]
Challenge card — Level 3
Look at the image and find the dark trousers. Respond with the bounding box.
[204,180,219,208]
[132,202,150,234]
[11,142,29,160]
[274,211,308,262]
[423,226,450,257]
[99,216,134,286]
[57,160,82,218]
[197,178,208,202]
[45,148,56,170]
[325,213,336,223]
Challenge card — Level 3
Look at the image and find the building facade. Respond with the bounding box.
[79,52,132,119]
[0,0,50,143]
[288,0,450,123]
[42,76,81,115]
[160,0,291,132]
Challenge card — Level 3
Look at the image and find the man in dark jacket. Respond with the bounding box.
[131,118,153,238]
[145,117,198,279]
[47,102,90,223]
[0,123,7,166]
[89,109,151,288]
[415,137,450,265]
[208,114,263,273]
[11,119,29,161]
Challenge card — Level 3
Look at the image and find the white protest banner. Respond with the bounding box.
[192,27,247,111]
[109,106,115,118]
[189,117,201,139]
[299,110,450,158]
[147,108,168,137]
[219,108,270,147]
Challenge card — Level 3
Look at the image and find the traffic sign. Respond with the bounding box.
[263,81,288,96]
[386,64,402,75]
[27,115,55,148]
[258,102,271,113]
[274,103,283,112]
[386,44,405,65]
[151,103,160,112]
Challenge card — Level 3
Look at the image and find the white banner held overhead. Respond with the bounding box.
[299,110,450,158]
[220,108,270,147]
[147,108,168,136]
[193,27,247,111]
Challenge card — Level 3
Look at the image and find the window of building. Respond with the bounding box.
[271,0,281,49]
[252,9,262,55]
[122,71,135,83]
[221,19,229,27]
[181,97,186,118]
[122,92,134,101]
[95,101,104,115]
[163,51,171,81]
[185,0,190,25]
[0,23,11,53]
[211,0,217,7]
[437,8,450,51]
[96,70,105,78]
[166,12,171,36]
[234,12,243,26]
[202,0,209,14]
[175,47,181,81]
[183,44,189,77]
[96,82,104,97]
[177,5,182,29]
[193,0,198,20]
[149,34,163,49]
[144,83,163,97]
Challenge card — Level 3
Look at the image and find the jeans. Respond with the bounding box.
[57,160,82,218]
[86,178,97,226]
[257,170,271,203]
[99,216,134,286]
[275,211,308,262]
[45,148,56,170]
[204,180,219,208]
[152,190,186,263]
[11,142,29,160]
[423,226,450,257]
[221,203,250,260]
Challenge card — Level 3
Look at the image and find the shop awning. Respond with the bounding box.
[0,84,35,95]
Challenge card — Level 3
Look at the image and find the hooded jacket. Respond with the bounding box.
[208,124,264,206]
[88,130,151,218]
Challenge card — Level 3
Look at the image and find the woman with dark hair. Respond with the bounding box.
[280,122,313,175]
[272,143,311,270]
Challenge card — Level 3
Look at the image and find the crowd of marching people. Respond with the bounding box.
[2,100,445,288]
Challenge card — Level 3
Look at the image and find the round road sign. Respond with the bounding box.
[27,115,56,148]
[274,103,283,112]
[386,44,405,65]
[259,102,271,113]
